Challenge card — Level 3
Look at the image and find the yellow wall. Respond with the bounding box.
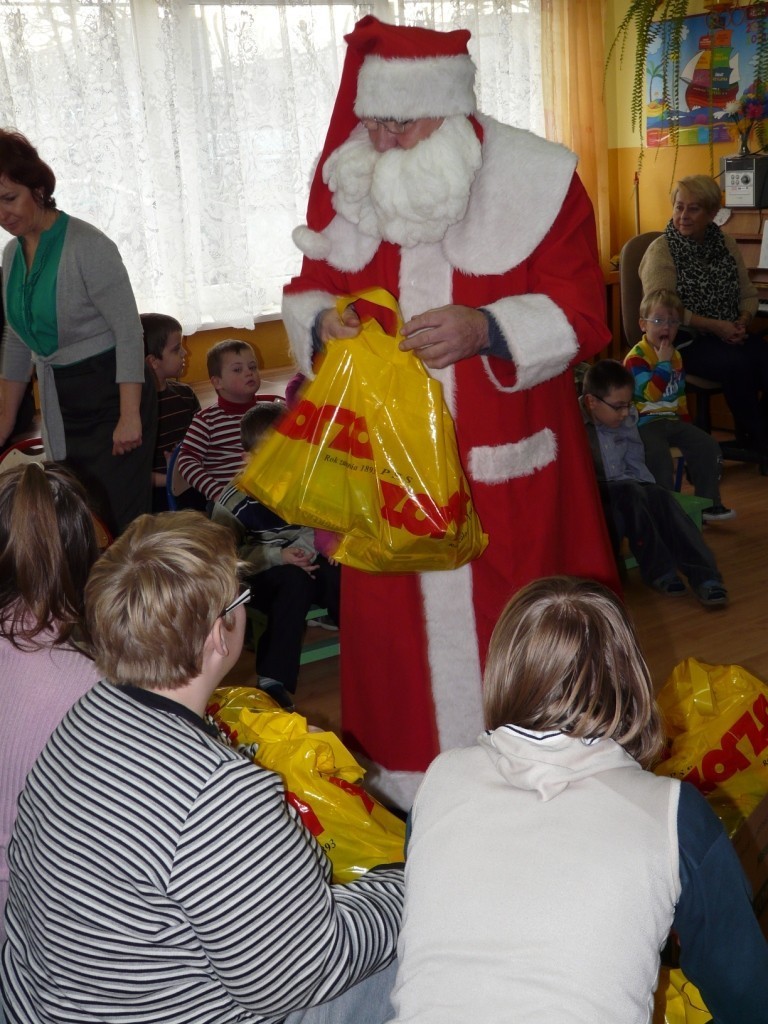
[606,0,740,257]
[182,319,292,386]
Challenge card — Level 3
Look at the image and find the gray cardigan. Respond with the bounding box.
[1,215,145,459]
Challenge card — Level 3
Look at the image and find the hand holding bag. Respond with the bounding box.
[237,287,487,573]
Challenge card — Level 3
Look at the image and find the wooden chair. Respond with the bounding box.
[0,436,46,471]
[0,438,113,548]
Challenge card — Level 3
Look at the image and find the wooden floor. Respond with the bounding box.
[223,435,768,737]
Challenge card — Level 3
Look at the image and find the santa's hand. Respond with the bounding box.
[317,305,362,343]
[400,305,488,368]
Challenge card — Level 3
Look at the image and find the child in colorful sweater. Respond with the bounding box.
[623,288,734,523]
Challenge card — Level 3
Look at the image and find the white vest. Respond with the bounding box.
[389,728,681,1024]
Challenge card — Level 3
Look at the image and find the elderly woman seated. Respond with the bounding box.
[640,173,768,455]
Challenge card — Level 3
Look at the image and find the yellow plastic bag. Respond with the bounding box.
[207,686,405,883]
[652,968,710,1024]
[654,657,768,837]
[236,287,487,573]
[649,658,768,1023]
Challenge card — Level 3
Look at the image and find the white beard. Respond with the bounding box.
[323,115,483,248]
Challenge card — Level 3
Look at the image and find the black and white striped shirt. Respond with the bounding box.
[1,681,403,1023]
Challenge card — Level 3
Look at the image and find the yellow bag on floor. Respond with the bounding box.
[207,686,405,883]
[652,968,710,1024]
[654,657,768,837]
[236,287,487,573]
[650,657,768,1023]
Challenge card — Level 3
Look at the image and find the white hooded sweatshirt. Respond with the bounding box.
[389,727,681,1024]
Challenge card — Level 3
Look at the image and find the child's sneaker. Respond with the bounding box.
[695,581,729,608]
[307,613,339,631]
[702,504,736,523]
[652,574,687,596]
[258,678,296,711]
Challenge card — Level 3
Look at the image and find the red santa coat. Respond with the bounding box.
[283,118,619,807]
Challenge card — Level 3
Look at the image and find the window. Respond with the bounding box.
[0,0,542,330]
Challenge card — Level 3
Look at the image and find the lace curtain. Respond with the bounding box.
[0,0,543,331]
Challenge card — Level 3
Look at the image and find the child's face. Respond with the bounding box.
[640,304,680,350]
[152,330,187,381]
[212,348,260,404]
[586,385,633,429]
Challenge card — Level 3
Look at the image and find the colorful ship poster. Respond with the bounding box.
[646,6,767,148]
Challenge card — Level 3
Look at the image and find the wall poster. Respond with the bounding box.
[646,5,768,148]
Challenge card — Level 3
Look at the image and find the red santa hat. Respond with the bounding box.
[296,16,477,249]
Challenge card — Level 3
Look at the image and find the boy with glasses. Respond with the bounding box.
[624,288,734,522]
[580,360,728,608]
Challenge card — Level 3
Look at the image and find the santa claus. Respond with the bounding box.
[283,16,619,808]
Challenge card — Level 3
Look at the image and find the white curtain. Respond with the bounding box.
[0,0,542,332]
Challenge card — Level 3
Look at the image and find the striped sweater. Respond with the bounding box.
[175,394,258,501]
[623,337,689,425]
[1,681,403,1024]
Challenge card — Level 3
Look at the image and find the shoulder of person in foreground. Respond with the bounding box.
[673,781,768,1024]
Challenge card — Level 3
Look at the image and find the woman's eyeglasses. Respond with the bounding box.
[221,586,251,618]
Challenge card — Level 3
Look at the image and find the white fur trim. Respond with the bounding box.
[312,117,576,277]
[321,214,381,273]
[280,289,335,377]
[485,294,578,391]
[422,565,484,751]
[292,225,331,261]
[468,428,557,485]
[444,117,578,275]
[355,55,476,120]
[398,245,457,413]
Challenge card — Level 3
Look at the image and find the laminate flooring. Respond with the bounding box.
[220,414,768,737]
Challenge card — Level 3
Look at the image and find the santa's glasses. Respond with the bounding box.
[361,117,414,135]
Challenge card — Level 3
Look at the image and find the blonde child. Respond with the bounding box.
[624,289,733,522]
[388,576,767,1024]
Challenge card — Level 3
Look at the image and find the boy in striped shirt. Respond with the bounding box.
[175,340,261,507]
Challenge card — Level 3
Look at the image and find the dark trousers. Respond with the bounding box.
[249,556,340,692]
[679,331,768,445]
[54,349,156,535]
[607,480,721,589]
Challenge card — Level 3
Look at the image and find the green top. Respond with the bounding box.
[6,212,70,357]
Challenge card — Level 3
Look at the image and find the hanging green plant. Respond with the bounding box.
[605,1,768,172]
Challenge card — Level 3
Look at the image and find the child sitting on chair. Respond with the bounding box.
[212,402,340,710]
[387,576,767,1024]
[141,313,200,511]
[623,289,734,523]
[580,360,728,608]
[175,340,261,508]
